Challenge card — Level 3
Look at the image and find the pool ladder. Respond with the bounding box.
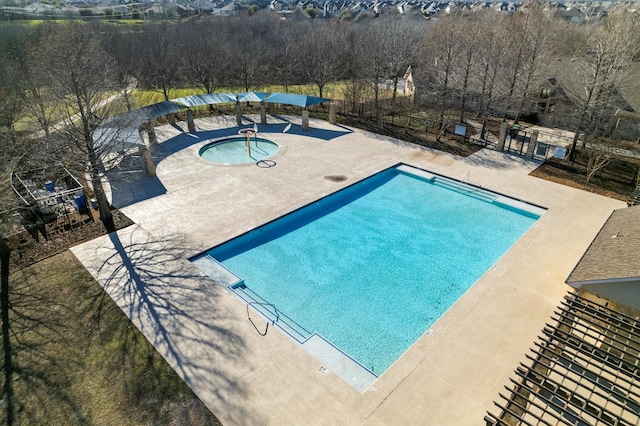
[246,301,279,336]
[458,171,470,188]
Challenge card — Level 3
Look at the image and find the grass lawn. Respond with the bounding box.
[2,250,220,425]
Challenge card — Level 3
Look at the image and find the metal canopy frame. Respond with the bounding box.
[485,292,640,426]
[94,92,331,156]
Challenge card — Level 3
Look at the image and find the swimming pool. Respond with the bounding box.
[199,136,279,164]
[192,164,544,388]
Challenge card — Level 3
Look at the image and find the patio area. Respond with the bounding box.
[71,115,624,425]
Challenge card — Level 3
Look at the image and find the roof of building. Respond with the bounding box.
[485,291,640,426]
[566,205,640,284]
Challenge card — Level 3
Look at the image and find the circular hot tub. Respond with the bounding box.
[199,136,279,165]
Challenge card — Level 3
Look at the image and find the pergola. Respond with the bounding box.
[485,292,640,426]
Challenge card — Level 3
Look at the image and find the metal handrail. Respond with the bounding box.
[457,171,470,188]
[246,301,280,336]
[246,301,279,323]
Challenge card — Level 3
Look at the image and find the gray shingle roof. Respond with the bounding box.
[566,204,640,284]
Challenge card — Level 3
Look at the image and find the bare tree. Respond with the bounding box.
[355,23,386,118]
[20,32,63,143]
[227,17,268,92]
[451,15,478,123]
[342,25,369,113]
[586,144,614,184]
[101,25,143,112]
[0,31,28,416]
[0,234,12,426]
[298,22,345,98]
[182,20,232,96]
[270,20,305,92]
[381,19,424,117]
[38,24,133,233]
[423,15,464,134]
[498,9,537,120]
[137,22,183,101]
[0,24,27,143]
[512,3,556,123]
[567,11,639,160]
[474,12,507,137]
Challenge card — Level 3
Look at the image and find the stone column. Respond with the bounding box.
[235,102,242,126]
[139,145,156,177]
[329,102,336,124]
[525,130,539,159]
[138,126,148,146]
[260,102,267,125]
[147,122,158,147]
[302,108,310,131]
[497,122,509,151]
[187,109,196,133]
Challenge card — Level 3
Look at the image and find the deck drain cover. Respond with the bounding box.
[324,175,347,182]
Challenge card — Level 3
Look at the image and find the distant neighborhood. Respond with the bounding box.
[0,0,638,20]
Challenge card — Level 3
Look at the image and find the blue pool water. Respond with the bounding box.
[199,136,279,164]
[194,165,542,375]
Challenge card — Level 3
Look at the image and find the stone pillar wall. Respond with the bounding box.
[302,109,310,131]
[526,130,539,159]
[497,122,509,151]
[260,102,267,125]
[187,109,196,133]
[329,103,336,124]
[139,145,156,177]
[235,102,242,126]
[147,122,158,147]
[138,126,148,146]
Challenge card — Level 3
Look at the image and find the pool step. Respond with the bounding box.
[191,254,242,287]
[232,284,313,343]
[432,177,497,202]
[191,254,313,342]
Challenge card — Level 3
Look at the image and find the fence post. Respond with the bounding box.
[498,122,509,151]
[260,102,267,125]
[526,130,539,159]
[329,102,336,124]
[139,145,156,177]
[187,109,196,133]
[235,102,242,126]
[146,122,158,147]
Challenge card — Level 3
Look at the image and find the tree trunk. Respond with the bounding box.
[92,173,115,233]
[0,235,14,425]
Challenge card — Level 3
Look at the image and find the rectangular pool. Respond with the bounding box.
[192,164,544,389]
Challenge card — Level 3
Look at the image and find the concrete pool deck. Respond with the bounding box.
[71,115,624,425]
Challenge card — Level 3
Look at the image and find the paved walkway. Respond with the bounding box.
[71,116,624,425]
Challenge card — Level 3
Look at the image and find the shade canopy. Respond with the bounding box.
[173,93,236,107]
[237,92,270,103]
[138,101,185,121]
[99,92,331,145]
[263,93,329,107]
[93,123,144,153]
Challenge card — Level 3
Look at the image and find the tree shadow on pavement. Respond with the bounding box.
[87,227,259,425]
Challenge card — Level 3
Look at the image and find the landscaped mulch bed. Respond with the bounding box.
[530,149,640,202]
[6,208,134,270]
